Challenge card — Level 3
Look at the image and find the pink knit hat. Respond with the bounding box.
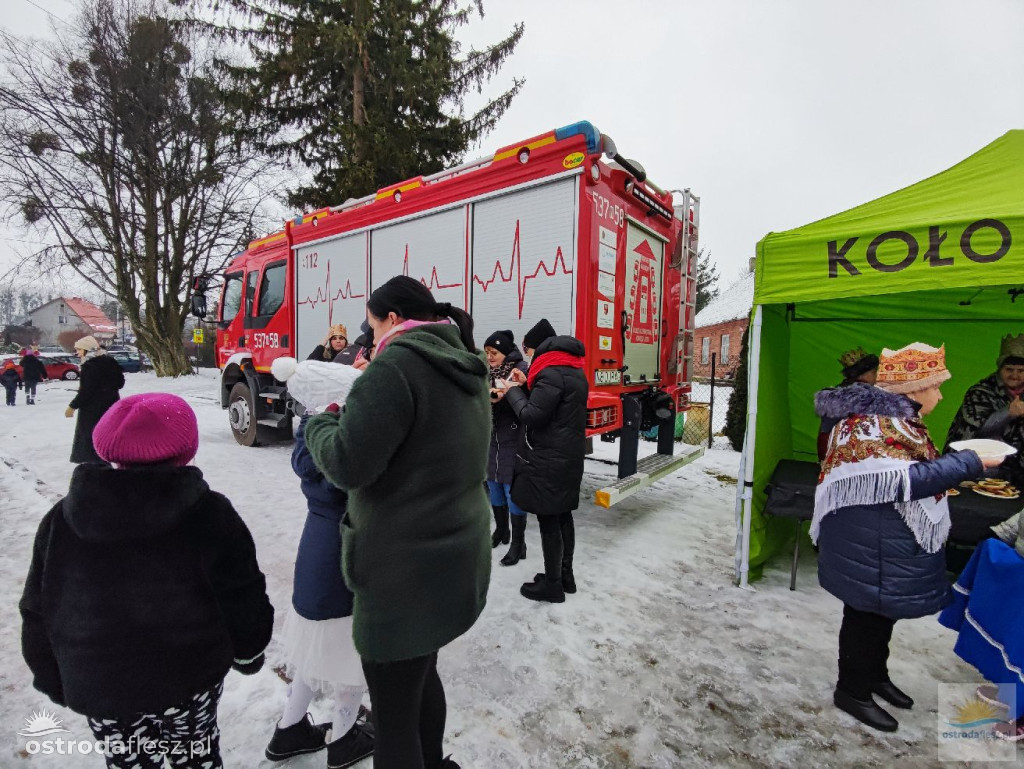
[93,393,199,467]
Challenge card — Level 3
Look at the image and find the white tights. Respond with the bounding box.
[280,677,365,741]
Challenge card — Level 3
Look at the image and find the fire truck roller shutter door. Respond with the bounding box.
[470,178,577,348]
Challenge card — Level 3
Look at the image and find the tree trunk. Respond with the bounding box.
[145,335,194,377]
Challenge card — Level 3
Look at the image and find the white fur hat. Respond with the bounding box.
[271,357,362,414]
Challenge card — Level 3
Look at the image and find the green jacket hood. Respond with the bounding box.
[387,324,488,395]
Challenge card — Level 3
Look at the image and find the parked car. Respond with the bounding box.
[107,350,146,373]
[0,354,81,381]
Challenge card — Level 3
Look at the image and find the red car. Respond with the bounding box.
[0,354,81,381]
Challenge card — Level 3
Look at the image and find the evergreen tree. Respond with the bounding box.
[723,324,749,452]
[188,0,524,208]
[696,248,720,315]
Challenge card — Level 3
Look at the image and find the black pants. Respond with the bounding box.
[3,384,15,405]
[537,511,575,581]
[362,652,446,769]
[24,382,37,401]
[837,604,896,700]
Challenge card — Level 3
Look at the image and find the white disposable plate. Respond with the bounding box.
[949,439,1019,460]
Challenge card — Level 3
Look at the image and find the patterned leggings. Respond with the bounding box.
[87,682,223,769]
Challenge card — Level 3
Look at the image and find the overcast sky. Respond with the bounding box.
[2,0,1023,295]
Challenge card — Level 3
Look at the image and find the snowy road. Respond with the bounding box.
[0,372,991,767]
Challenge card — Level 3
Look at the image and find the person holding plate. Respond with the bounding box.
[946,333,1024,488]
[812,342,1004,733]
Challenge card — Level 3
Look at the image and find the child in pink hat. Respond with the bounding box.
[20,393,274,769]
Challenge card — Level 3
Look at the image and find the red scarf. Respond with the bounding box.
[527,351,585,388]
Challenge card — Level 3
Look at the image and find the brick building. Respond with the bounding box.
[693,271,754,379]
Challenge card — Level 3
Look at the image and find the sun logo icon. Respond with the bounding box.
[17,709,70,738]
[946,697,1004,728]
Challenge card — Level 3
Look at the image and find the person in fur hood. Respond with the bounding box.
[812,342,1003,733]
[20,393,274,769]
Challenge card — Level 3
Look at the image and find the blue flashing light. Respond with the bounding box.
[554,121,600,154]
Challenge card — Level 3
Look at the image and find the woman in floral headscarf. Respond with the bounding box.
[812,343,1003,733]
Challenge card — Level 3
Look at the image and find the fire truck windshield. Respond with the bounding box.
[220,273,243,324]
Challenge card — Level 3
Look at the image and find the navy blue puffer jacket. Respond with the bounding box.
[814,384,985,619]
[290,416,354,620]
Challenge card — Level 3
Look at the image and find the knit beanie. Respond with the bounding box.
[328,324,348,340]
[523,318,556,350]
[271,356,362,414]
[875,342,951,394]
[74,335,100,352]
[484,329,515,355]
[93,393,199,467]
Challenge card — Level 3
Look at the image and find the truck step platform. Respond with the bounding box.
[594,446,705,508]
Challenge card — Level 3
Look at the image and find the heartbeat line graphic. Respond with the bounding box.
[297,260,366,324]
[401,245,463,291]
[472,220,573,318]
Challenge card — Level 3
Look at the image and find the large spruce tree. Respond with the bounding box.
[190,0,524,208]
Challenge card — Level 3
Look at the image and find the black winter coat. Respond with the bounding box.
[19,465,273,719]
[291,416,354,620]
[69,354,125,464]
[506,336,588,515]
[1,367,19,393]
[20,355,48,385]
[487,349,531,485]
[307,343,362,364]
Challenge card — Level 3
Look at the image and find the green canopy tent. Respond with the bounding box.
[736,129,1024,586]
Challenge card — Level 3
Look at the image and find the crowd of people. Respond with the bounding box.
[19,291,1024,765]
[812,335,1024,742]
[18,278,590,769]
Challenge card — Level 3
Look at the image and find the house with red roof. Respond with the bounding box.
[27,297,117,348]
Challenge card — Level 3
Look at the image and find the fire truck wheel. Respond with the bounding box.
[228,382,260,447]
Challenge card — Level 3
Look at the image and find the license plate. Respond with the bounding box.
[594,369,622,386]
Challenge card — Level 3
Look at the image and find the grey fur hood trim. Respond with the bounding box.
[814,382,919,420]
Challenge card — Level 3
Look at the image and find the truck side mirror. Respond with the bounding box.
[190,294,208,319]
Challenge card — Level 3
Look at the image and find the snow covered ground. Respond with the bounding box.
[0,372,1001,768]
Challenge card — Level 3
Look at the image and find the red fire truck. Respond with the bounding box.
[196,120,702,504]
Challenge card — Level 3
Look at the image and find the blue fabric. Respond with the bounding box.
[486,480,526,516]
[939,538,1024,720]
[817,450,982,620]
[290,417,354,620]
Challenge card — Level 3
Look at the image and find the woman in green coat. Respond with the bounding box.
[304,275,490,769]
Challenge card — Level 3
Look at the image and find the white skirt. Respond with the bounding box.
[280,608,366,693]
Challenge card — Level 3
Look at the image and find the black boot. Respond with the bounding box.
[872,680,913,709]
[326,722,374,768]
[501,514,527,566]
[560,512,576,594]
[491,504,510,548]
[265,713,330,761]
[521,523,564,603]
[833,689,898,732]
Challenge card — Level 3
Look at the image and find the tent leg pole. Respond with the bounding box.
[790,520,800,591]
[738,306,763,590]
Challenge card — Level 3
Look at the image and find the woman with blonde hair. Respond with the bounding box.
[65,336,125,464]
[812,342,1003,732]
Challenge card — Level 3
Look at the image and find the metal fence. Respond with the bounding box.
[681,366,734,446]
